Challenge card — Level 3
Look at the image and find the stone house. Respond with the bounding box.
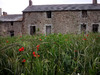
[0,0,100,36]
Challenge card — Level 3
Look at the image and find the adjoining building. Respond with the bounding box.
[0,0,100,36]
[0,12,22,36]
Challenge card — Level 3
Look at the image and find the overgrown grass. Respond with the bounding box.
[0,33,100,75]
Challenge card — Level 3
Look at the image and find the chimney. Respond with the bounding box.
[93,0,97,4]
[3,12,7,16]
[29,0,32,6]
[0,8,2,16]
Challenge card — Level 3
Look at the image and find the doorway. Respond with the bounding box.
[30,26,36,35]
[46,26,51,35]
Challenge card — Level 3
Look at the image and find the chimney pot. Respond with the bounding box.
[29,0,32,6]
[3,12,7,16]
[93,0,97,4]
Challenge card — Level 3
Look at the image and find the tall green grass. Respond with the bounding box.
[0,33,100,75]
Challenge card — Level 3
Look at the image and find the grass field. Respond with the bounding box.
[0,33,100,75]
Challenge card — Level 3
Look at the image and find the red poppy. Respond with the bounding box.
[33,52,35,55]
[39,39,42,41]
[37,48,39,51]
[34,55,36,57]
[36,45,40,48]
[21,47,24,51]
[6,41,8,43]
[22,59,26,62]
[37,55,40,57]
[83,38,86,40]
[74,50,77,52]
[19,47,24,51]
[86,34,88,36]
[19,48,22,51]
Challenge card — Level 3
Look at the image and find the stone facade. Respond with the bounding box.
[22,10,100,35]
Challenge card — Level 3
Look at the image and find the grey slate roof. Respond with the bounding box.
[0,14,22,22]
[23,4,100,12]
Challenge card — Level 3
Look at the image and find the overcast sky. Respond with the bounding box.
[0,0,100,14]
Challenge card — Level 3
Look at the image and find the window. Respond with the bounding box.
[30,26,36,35]
[46,11,52,18]
[92,24,99,33]
[11,22,13,26]
[81,24,86,33]
[10,31,14,37]
[82,10,87,18]
[46,26,51,35]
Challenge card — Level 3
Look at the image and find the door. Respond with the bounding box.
[30,26,36,35]
[46,26,51,35]
[10,31,14,37]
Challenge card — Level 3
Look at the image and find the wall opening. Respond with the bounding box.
[82,10,87,18]
[92,24,99,32]
[46,11,52,18]
[30,26,36,35]
[11,22,13,26]
[10,31,14,37]
[46,26,51,35]
[81,24,86,33]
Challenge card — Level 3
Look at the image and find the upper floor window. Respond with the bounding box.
[82,10,87,18]
[11,22,13,26]
[46,11,52,18]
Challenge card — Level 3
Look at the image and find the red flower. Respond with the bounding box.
[19,47,24,52]
[39,39,42,41]
[21,47,24,51]
[83,38,86,40]
[37,48,39,51]
[86,34,88,37]
[19,48,22,51]
[33,52,35,55]
[6,41,8,43]
[22,59,26,62]
[20,36,22,38]
[74,50,77,52]
[37,55,40,57]
[36,45,40,48]
[34,55,36,57]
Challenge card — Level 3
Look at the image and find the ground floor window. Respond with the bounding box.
[46,26,51,35]
[81,23,86,33]
[92,24,99,33]
[10,31,14,37]
[30,26,36,35]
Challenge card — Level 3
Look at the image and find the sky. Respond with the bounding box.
[0,0,100,14]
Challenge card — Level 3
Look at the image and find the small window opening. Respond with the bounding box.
[46,11,52,18]
[10,31,14,37]
[82,10,87,18]
[11,22,13,26]
[30,26,36,35]
[81,24,86,33]
[92,24,99,33]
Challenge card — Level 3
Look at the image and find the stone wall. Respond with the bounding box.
[22,10,100,35]
[0,21,22,37]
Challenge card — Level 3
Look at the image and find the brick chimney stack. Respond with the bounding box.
[0,8,2,16]
[93,0,97,4]
[3,12,7,16]
[29,0,32,6]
